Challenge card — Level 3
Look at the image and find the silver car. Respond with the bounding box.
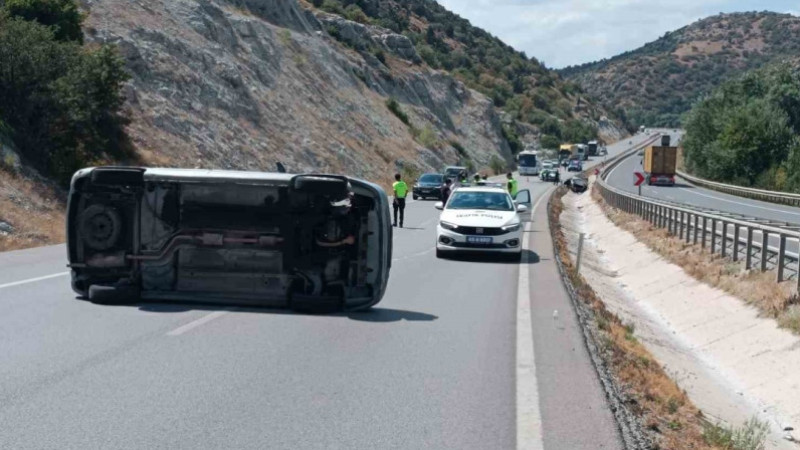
[67,167,392,311]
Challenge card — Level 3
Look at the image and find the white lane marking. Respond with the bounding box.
[516,190,549,450]
[0,271,69,290]
[679,188,800,217]
[166,310,230,336]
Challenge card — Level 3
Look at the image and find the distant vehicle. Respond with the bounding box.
[575,144,589,161]
[643,145,677,186]
[517,150,540,176]
[444,166,468,181]
[541,168,560,182]
[539,161,555,177]
[587,140,599,157]
[435,186,531,260]
[639,125,646,133]
[559,144,573,165]
[67,167,393,311]
[660,134,671,147]
[412,173,445,200]
[565,177,588,193]
[567,159,583,172]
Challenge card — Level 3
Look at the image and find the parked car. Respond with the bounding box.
[413,173,445,200]
[67,167,393,312]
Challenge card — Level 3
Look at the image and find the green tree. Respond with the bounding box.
[3,0,84,42]
[0,10,130,183]
[540,134,560,149]
[683,63,800,190]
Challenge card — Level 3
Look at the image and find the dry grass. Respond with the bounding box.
[0,169,65,252]
[591,186,800,335]
[549,187,718,449]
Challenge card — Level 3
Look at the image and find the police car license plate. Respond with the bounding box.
[467,236,493,245]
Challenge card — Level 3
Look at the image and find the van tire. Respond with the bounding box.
[88,284,140,305]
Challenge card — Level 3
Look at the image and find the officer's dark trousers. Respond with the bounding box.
[393,198,406,226]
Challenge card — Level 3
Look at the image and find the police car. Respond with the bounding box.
[434,186,531,260]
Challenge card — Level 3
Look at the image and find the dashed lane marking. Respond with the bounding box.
[0,271,69,290]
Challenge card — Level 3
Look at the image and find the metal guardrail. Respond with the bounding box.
[597,147,800,290]
[677,170,800,207]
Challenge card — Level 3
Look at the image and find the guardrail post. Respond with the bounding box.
[679,211,685,239]
[711,219,717,254]
[702,216,708,249]
[692,214,699,245]
[745,227,753,270]
[721,222,728,258]
[659,206,664,228]
[761,231,769,272]
[685,213,691,242]
[777,234,786,282]
[671,209,677,235]
[733,225,740,262]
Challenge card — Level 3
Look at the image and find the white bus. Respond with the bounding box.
[517,150,540,176]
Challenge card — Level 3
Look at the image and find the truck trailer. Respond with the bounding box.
[643,146,677,186]
[587,140,599,156]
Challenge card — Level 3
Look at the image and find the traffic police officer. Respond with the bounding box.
[506,172,518,198]
[392,173,408,228]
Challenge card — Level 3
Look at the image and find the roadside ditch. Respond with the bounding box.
[547,181,799,449]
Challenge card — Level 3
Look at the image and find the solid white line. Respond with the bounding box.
[679,187,800,217]
[0,271,69,290]
[166,310,230,336]
[516,189,550,450]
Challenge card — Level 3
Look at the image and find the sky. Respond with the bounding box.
[436,0,799,68]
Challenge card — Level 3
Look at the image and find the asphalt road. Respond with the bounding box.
[607,130,800,225]
[0,135,655,449]
[606,130,800,256]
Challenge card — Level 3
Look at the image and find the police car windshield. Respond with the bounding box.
[447,191,513,211]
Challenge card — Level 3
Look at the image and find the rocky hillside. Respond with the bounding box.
[82,0,623,182]
[1,0,626,251]
[561,12,800,128]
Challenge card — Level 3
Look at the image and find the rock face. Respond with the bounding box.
[83,0,513,185]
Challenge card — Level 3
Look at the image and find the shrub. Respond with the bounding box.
[702,417,769,450]
[501,123,522,154]
[319,0,343,15]
[0,8,131,184]
[343,4,369,24]
[371,47,386,65]
[4,0,84,42]
[540,134,560,149]
[450,140,466,156]
[385,98,410,126]
[489,155,505,175]
[414,124,438,148]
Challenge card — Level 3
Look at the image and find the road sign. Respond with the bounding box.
[634,172,645,187]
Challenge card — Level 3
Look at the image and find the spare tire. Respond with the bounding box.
[79,204,122,251]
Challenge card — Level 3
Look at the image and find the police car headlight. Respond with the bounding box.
[439,221,458,231]
[502,223,521,232]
